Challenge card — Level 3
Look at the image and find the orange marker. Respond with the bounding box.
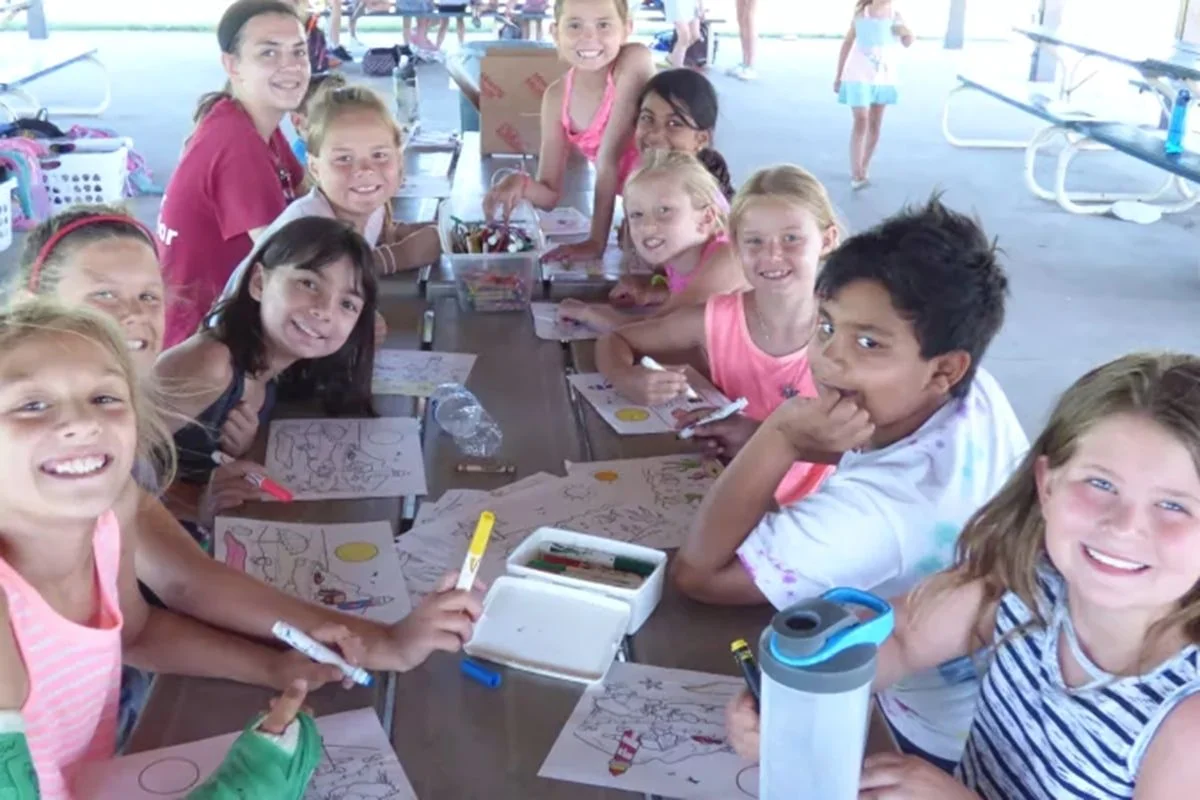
[211,451,294,502]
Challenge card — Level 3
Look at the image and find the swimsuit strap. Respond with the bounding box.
[561,65,619,141]
[560,67,577,132]
[698,231,729,266]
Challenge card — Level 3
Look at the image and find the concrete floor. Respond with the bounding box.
[2,31,1199,434]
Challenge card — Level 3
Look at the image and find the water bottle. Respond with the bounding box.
[758,588,895,800]
[1165,87,1190,155]
[392,56,420,128]
[430,384,503,458]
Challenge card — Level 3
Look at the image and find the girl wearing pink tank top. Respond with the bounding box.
[483,0,654,263]
[595,164,844,506]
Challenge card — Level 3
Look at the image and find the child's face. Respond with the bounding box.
[0,333,136,524]
[635,92,711,155]
[1038,413,1200,621]
[811,279,967,446]
[624,176,715,267]
[309,111,402,222]
[223,13,311,115]
[552,0,629,70]
[736,199,835,296]
[251,256,366,363]
[52,238,165,375]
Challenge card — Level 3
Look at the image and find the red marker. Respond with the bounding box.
[211,451,294,502]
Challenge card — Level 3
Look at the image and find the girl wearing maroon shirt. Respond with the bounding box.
[158,0,311,349]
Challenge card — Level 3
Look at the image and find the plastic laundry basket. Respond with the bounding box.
[39,139,131,208]
[0,177,16,253]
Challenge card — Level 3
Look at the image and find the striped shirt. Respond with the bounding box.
[959,564,1200,799]
[0,510,124,799]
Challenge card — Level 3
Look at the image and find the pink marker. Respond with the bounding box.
[211,451,295,502]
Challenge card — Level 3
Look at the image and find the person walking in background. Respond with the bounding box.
[728,0,758,81]
[663,0,701,68]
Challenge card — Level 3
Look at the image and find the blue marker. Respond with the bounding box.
[460,657,502,689]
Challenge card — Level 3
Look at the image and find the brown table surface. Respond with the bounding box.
[125,133,896,795]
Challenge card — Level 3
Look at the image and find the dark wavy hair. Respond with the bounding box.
[636,69,735,200]
[208,216,378,416]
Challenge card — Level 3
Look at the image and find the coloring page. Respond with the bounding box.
[395,172,452,199]
[530,302,600,342]
[77,708,418,799]
[214,517,411,624]
[565,454,722,514]
[266,417,427,501]
[537,206,592,238]
[372,349,477,396]
[539,663,758,799]
[540,245,631,282]
[394,469,700,604]
[410,470,559,526]
[568,372,730,435]
[406,128,460,151]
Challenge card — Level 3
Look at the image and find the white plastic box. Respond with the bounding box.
[463,527,667,684]
[437,193,544,312]
[39,138,130,208]
[0,177,15,253]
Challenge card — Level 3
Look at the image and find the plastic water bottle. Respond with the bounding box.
[430,384,503,458]
[758,588,895,800]
[1165,87,1190,156]
[392,56,420,128]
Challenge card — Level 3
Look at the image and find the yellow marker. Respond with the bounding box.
[456,511,496,591]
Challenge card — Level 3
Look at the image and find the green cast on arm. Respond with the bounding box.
[185,713,321,800]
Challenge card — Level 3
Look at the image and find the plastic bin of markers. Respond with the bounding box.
[438,193,545,312]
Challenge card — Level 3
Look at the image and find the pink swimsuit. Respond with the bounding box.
[665,232,729,295]
[561,67,640,189]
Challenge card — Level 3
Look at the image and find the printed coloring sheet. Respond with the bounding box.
[77,708,417,800]
[372,349,477,396]
[537,206,592,238]
[214,517,412,624]
[530,302,601,342]
[394,461,717,604]
[540,662,758,799]
[412,472,558,525]
[266,417,427,501]
[568,372,730,435]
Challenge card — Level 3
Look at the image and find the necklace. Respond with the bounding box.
[749,295,815,353]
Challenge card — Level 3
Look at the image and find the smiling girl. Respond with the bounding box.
[158,0,311,349]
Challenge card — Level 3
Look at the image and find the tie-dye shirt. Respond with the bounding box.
[736,367,1028,761]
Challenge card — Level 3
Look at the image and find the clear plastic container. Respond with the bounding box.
[438,193,544,313]
[431,384,503,458]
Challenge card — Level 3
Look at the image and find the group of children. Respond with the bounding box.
[0,0,1197,797]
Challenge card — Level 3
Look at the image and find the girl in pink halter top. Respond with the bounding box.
[560,65,642,189]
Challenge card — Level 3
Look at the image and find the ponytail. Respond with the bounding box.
[194,80,235,124]
[697,148,735,201]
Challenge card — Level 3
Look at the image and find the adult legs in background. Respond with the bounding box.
[729,0,758,79]
[455,16,467,46]
[663,0,697,68]
[850,106,870,185]
[862,104,886,179]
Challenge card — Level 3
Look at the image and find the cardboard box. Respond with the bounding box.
[454,45,566,156]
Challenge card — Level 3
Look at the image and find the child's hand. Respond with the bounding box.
[676,409,759,458]
[218,400,260,458]
[557,298,598,326]
[860,753,976,799]
[543,238,605,264]
[257,679,311,736]
[200,460,272,525]
[609,276,656,308]
[612,363,689,407]
[270,623,368,691]
[726,690,760,762]
[834,78,842,93]
[483,173,528,222]
[764,392,874,459]
[385,571,485,672]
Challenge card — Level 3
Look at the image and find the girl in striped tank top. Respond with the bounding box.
[0,303,323,799]
[730,352,1200,798]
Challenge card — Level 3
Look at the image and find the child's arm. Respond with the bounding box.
[1135,695,1200,798]
[834,20,857,90]
[672,393,875,605]
[652,241,748,318]
[373,224,441,275]
[545,44,655,262]
[482,81,568,219]
[595,305,707,406]
[893,11,914,47]
[155,337,237,434]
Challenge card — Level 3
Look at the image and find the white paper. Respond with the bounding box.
[395,172,452,199]
[530,302,601,342]
[413,488,489,526]
[214,517,412,623]
[372,349,477,396]
[407,128,460,151]
[77,708,417,799]
[540,245,630,282]
[394,462,718,603]
[538,206,592,238]
[266,417,427,501]
[568,372,730,435]
[540,662,758,799]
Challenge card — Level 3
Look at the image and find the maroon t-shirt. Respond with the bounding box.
[157,98,304,348]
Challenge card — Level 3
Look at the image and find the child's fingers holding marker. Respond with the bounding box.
[258,679,309,736]
[725,689,761,762]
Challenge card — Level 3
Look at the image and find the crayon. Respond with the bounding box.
[456,463,516,474]
[544,543,657,577]
[526,559,644,589]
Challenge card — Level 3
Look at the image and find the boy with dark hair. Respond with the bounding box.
[672,197,1028,769]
